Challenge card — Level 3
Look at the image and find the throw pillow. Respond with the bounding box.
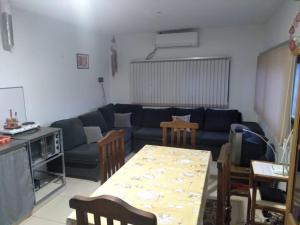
[83,126,103,144]
[172,114,191,132]
[114,113,132,128]
[114,104,143,126]
[173,107,205,130]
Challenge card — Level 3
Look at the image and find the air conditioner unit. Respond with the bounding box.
[155,31,199,48]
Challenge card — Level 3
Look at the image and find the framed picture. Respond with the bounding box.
[77,53,89,69]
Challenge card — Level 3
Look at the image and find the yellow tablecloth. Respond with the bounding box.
[66,145,211,225]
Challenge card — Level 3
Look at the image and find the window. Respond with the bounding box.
[130,57,230,108]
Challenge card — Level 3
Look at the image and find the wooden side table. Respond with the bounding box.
[247,161,289,225]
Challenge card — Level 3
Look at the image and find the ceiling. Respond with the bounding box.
[11,0,284,34]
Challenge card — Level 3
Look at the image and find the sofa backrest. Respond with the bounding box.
[139,106,241,130]
[204,109,242,132]
[78,110,108,133]
[51,118,87,151]
[173,107,205,130]
[114,104,143,127]
[98,104,115,130]
[142,108,173,128]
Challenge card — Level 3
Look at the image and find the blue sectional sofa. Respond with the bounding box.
[51,103,263,181]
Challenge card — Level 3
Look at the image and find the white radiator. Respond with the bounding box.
[130,57,230,108]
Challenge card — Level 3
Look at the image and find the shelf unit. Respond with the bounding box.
[14,127,66,204]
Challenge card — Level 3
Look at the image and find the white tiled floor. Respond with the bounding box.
[20,178,101,225]
[20,161,248,225]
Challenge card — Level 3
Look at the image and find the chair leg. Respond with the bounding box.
[246,195,251,224]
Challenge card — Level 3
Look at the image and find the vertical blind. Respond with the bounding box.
[130,57,230,108]
[255,44,295,143]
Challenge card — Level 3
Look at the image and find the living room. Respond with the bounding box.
[0,0,300,225]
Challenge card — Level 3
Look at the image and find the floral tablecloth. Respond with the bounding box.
[66,145,211,225]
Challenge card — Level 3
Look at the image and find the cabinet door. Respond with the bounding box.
[0,147,34,225]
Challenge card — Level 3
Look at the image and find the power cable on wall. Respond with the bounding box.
[146,48,158,60]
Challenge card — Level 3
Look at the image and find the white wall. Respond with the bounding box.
[0,8,110,125]
[264,0,300,50]
[109,25,264,121]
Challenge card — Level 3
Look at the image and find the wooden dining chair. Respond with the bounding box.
[217,143,250,225]
[217,143,232,225]
[69,195,157,225]
[98,129,125,184]
[160,120,199,149]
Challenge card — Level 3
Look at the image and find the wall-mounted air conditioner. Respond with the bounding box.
[155,30,199,48]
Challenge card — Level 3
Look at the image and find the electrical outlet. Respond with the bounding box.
[98,77,104,83]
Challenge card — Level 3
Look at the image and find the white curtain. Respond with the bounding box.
[255,44,295,143]
[130,57,230,108]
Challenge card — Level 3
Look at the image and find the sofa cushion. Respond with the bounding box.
[114,104,143,126]
[174,107,205,129]
[64,143,99,166]
[114,113,132,128]
[112,127,133,143]
[142,108,173,128]
[78,110,108,132]
[197,131,229,146]
[133,127,162,142]
[51,118,87,151]
[83,126,103,144]
[204,109,241,132]
[98,104,115,130]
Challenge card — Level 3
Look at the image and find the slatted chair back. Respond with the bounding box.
[160,120,199,149]
[98,129,125,184]
[217,143,232,225]
[69,195,157,225]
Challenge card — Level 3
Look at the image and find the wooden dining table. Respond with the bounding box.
[66,145,211,225]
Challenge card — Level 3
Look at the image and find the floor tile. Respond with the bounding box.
[61,177,100,197]
[20,217,63,225]
[33,194,73,224]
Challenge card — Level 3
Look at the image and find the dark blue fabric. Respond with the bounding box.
[242,122,264,135]
[204,109,241,132]
[260,144,275,162]
[240,134,266,167]
[114,104,143,126]
[134,128,228,147]
[78,110,108,132]
[64,143,98,165]
[142,108,173,128]
[173,107,205,130]
[98,104,115,130]
[112,127,133,143]
[133,127,162,141]
[51,118,87,151]
[197,131,229,146]
[259,185,286,203]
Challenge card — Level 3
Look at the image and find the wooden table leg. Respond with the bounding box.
[247,191,251,224]
[250,181,257,225]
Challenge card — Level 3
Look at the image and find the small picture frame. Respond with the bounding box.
[77,53,89,69]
